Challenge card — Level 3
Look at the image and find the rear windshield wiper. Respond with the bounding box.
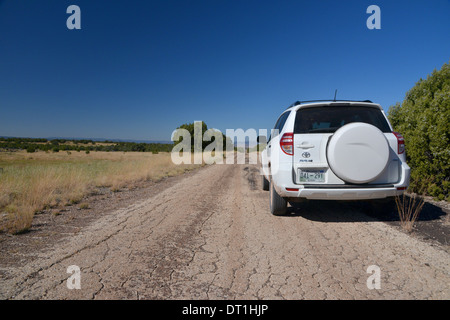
[306,127,340,133]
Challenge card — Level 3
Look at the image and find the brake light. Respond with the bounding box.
[280,133,294,155]
[393,132,405,154]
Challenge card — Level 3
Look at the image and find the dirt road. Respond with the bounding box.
[1,163,449,299]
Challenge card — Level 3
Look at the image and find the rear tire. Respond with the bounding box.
[270,180,287,216]
[262,174,269,191]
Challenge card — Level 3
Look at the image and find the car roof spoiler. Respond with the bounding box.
[287,100,374,109]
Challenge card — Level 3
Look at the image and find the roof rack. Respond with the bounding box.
[287,99,373,109]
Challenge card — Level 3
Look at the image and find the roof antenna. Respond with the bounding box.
[333,89,338,101]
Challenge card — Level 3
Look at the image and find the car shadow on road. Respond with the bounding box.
[287,198,446,224]
[286,197,449,247]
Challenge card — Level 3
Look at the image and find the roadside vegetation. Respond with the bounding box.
[0,137,173,153]
[394,192,426,233]
[388,61,449,202]
[0,151,203,234]
[173,121,233,152]
[0,122,232,235]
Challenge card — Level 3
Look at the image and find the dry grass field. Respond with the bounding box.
[0,151,203,234]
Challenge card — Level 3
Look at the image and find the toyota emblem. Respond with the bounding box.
[302,152,311,158]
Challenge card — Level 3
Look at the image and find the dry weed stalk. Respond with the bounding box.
[394,192,425,232]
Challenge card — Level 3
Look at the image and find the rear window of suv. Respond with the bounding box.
[294,106,392,134]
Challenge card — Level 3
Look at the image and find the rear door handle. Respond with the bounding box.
[296,144,315,149]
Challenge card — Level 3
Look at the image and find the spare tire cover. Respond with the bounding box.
[327,122,389,184]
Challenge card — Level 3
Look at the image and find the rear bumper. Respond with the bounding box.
[272,162,410,200]
[294,186,404,200]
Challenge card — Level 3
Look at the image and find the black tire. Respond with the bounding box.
[262,174,269,191]
[270,180,287,216]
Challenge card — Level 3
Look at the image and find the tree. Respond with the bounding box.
[173,121,208,151]
[388,61,450,200]
[173,121,232,152]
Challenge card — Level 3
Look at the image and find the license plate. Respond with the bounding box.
[298,170,325,183]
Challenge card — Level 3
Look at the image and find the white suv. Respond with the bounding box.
[259,100,410,215]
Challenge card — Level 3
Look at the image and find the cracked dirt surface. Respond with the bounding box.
[1,163,449,299]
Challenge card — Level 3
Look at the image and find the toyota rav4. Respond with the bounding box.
[259,100,410,215]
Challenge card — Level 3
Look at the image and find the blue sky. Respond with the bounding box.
[0,0,449,141]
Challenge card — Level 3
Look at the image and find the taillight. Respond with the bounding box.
[393,132,405,154]
[280,133,294,155]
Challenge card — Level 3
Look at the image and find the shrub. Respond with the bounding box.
[26,146,36,153]
[388,61,449,200]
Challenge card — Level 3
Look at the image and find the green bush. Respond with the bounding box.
[26,146,36,153]
[388,61,449,200]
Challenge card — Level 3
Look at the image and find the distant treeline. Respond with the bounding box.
[0,137,173,153]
